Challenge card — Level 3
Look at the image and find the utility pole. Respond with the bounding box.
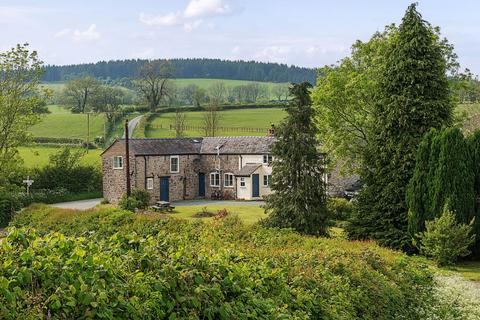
[125,119,131,197]
[86,112,90,153]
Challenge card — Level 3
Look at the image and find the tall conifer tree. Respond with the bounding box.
[348,4,453,250]
[263,82,329,235]
[406,129,436,236]
[408,128,475,236]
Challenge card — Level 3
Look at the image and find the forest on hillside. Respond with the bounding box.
[42,58,317,84]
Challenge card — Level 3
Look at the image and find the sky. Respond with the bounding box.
[0,0,479,74]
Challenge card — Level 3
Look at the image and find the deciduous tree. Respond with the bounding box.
[202,103,221,137]
[135,61,174,111]
[172,108,187,137]
[61,76,100,113]
[0,44,48,185]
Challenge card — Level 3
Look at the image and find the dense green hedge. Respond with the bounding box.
[32,165,101,194]
[1,204,446,319]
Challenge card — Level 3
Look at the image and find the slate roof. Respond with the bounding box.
[200,136,275,154]
[104,136,275,156]
[234,164,262,177]
[104,138,203,155]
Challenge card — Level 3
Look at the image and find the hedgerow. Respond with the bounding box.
[1,205,446,319]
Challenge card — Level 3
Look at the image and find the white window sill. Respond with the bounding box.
[113,167,124,170]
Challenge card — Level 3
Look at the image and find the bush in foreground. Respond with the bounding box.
[417,207,475,266]
[0,204,454,319]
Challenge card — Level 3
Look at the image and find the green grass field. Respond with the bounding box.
[170,205,265,225]
[42,78,287,100]
[30,112,106,139]
[18,146,102,168]
[146,108,286,138]
[443,261,480,282]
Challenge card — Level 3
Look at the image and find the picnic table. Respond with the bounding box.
[150,201,175,212]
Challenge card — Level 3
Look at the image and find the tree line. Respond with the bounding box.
[42,58,317,84]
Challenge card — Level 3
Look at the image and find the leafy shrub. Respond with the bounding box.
[131,188,150,209]
[2,204,449,319]
[119,189,151,212]
[0,192,21,228]
[118,194,139,212]
[328,197,354,221]
[32,147,101,193]
[417,206,475,266]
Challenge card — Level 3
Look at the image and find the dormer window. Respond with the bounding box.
[263,154,273,165]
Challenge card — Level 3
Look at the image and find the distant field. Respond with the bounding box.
[30,112,106,139]
[146,108,286,138]
[19,146,102,168]
[41,78,287,100]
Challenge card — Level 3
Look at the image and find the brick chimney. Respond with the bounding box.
[267,123,275,136]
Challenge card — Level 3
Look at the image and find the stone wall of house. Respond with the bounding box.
[200,154,240,199]
[102,140,359,204]
[102,142,136,204]
[133,154,202,203]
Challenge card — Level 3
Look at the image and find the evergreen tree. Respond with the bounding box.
[348,4,454,250]
[407,128,475,239]
[406,129,437,237]
[430,128,474,224]
[467,131,480,253]
[263,82,329,235]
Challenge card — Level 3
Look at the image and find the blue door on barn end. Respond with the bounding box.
[198,173,205,197]
[160,177,169,201]
[252,174,260,198]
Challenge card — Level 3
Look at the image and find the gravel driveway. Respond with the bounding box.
[51,198,102,210]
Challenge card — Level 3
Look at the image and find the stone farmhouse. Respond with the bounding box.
[102,136,276,203]
[102,135,357,203]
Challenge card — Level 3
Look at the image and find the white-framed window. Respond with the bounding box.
[170,156,179,173]
[210,172,220,187]
[263,154,273,165]
[146,177,154,190]
[239,177,246,187]
[113,156,123,169]
[224,173,234,187]
[263,175,271,187]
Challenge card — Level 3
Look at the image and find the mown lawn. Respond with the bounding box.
[18,146,102,168]
[443,261,480,282]
[146,108,286,138]
[169,204,265,225]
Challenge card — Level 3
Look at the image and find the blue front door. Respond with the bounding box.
[160,177,169,201]
[252,174,260,198]
[198,173,205,197]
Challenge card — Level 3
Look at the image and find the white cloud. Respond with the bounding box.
[184,0,230,18]
[139,0,231,31]
[73,24,100,41]
[55,24,100,42]
[184,19,203,32]
[139,12,182,26]
[231,45,240,54]
[254,46,292,63]
[54,28,71,38]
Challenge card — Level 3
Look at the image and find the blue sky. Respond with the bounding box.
[0,0,479,74]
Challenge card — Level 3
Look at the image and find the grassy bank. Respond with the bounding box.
[18,146,102,168]
[146,108,286,138]
[1,204,445,319]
